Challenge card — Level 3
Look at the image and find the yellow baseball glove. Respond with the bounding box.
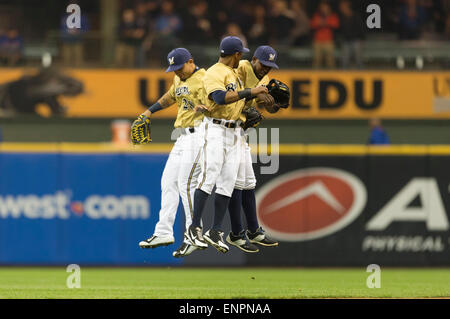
[130,114,152,145]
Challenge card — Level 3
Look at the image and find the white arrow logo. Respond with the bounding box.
[263,181,345,215]
[255,167,367,242]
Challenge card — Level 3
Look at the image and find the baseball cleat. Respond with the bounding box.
[186,226,208,249]
[247,227,279,247]
[203,229,229,253]
[139,235,174,249]
[226,231,259,253]
[173,241,198,258]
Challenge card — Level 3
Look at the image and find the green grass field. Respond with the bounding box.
[0,267,449,299]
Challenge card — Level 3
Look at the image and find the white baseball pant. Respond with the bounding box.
[235,130,256,190]
[153,127,204,240]
[197,117,243,198]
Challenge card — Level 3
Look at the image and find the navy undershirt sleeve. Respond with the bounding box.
[210,90,227,105]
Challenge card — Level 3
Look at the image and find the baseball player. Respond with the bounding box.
[186,36,268,253]
[226,46,281,252]
[136,48,209,258]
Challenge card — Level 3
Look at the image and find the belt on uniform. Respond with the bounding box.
[183,127,195,134]
[212,119,237,128]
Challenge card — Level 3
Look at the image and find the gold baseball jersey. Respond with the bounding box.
[237,59,270,122]
[203,62,246,121]
[168,68,206,128]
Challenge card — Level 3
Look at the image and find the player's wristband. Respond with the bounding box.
[238,89,252,100]
[148,102,162,114]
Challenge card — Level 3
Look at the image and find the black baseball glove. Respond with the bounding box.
[267,79,290,109]
[242,106,264,130]
[130,114,152,145]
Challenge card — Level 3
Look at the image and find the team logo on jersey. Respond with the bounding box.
[168,57,175,65]
[226,83,237,92]
[269,54,275,61]
[176,86,190,96]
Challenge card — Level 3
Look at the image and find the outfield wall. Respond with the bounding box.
[2,118,450,145]
[0,143,449,266]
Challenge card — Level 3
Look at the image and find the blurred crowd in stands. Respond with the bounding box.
[0,28,24,67]
[114,0,450,68]
[0,0,449,68]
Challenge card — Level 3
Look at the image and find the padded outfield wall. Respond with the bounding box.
[1,118,450,144]
[0,143,449,266]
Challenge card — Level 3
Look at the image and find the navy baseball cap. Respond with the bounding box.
[254,45,279,69]
[165,48,192,72]
[220,36,250,55]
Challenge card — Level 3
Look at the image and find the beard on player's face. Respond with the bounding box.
[252,59,271,79]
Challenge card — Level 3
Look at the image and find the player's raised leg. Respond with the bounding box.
[173,130,204,257]
[203,127,243,253]
[187,122,224,249]
[226,137,259,252]
[241,142,278,247]
[139,143,181,248]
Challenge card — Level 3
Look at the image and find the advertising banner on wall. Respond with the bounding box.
[0,69,449,119]
[1,145,449,266]
[0,151,184,265]
[248,153,450,266]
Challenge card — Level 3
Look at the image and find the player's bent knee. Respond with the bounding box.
[234,181,245,190]
[244,182,256,190]
[215,187,233,198]
[197,184,213,195]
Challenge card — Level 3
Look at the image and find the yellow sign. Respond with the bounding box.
[0,69,449,118]
[269,71,450,119]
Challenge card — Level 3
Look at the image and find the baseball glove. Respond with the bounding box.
[267,79,290,109]
[131,114,152,145]
[242,106,264,130]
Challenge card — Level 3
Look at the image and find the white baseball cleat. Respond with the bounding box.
[173,242,198,258]
[186,226,209,249]
[139,235,175,249]
[173,234,199,257]
[203,229,229,253]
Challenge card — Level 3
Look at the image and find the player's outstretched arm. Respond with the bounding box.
[227,85,268,104]
[210,86,268,105]
[130,91,176,145]
[141,91,176,117]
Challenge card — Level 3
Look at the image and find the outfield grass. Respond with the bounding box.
[0,267,449,299]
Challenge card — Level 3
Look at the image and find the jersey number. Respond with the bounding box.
[182,98,194,110]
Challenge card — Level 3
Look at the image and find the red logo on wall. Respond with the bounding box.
[256,168,367,241]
